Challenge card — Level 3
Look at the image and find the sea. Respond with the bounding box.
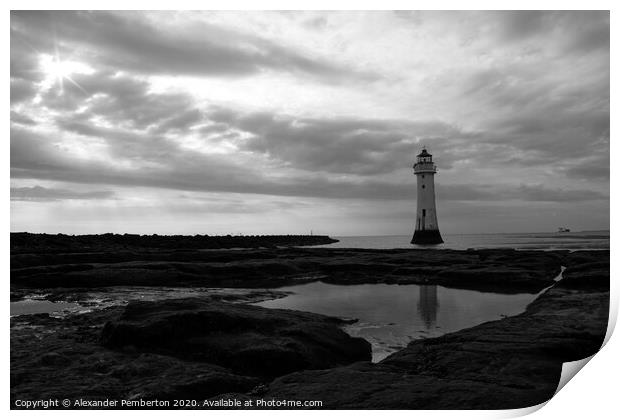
[311,230,609,251]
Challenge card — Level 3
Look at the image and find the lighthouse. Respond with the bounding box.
[411,148,443,245]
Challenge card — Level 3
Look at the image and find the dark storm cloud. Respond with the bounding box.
[394,11,609,52]
[488,10,606,46]
[10,127,404,199]
[24,67,469,176]
[26,70,213,161]
[514,184,606,202]
[9,34,41,82]
[10,111,35,126]
[208,107,471,175]
[39,71,203,133]
[154,109,204,134]
[554,11,610,53]
[56,120,181,161]
[429,10,610,159]
[11,127,74,173]
[485,107,610,165]
[412,14,609,175]
[11,123,606,204]
[10,10,372,82]
[490,10,551,43]
[11,62,609,201]
[207,103,606,182]
[437,184,607,203]
[11,185,115,201]
[10,78,36,104]
[393,11,424,25]
[10,62,609,201]
[459,65,608,171]
[455,11,609,51]
[10,123,407,200]
[563,156,610,181]
[10,124,252,191]
[302,15,329,30]
[461,66,547,109]
[568,22,610,53]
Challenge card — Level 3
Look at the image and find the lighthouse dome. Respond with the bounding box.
[417,148,432,158]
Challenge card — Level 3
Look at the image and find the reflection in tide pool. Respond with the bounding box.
[255,282,537,362]
[418,285,438,329]
[10,299,84,317]
[10,287,287,318]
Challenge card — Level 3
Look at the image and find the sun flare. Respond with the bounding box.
[39,54,93,94]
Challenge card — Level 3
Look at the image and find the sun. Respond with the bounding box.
[39,54,93,94]
[44,58,77,80]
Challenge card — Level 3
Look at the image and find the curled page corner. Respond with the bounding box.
[551,291,615,400]
[502,401,548,418]
[554,355,594,396]
[601,293,618,348]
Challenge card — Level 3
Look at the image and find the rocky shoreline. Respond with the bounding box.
[10,247,609,409]
[12,246,566,295]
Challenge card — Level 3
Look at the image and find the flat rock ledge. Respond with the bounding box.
[12,247,565,294]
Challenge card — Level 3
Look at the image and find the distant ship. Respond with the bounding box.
[557,227,571,233]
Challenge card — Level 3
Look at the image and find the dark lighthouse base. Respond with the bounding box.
[411,230,444,245]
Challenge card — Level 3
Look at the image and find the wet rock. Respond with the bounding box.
[11,308,261,406]
[558,251,609,290]
[37,352,72,367]
[101,298,371,377]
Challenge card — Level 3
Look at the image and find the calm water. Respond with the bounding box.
[255,281,537,362]
[314,231,609,251]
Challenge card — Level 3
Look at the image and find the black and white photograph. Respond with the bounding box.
[9,7,611,412]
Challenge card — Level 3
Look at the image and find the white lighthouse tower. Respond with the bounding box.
[411,148,443,245]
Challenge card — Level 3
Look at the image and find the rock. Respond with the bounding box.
[37,352,72,367]
[101,298,371,377]
[558,251,609,290]
[113,356,260,401]
[11,309,261,406]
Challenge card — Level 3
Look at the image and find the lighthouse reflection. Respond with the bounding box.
[417,285,439,329]
[257,282,537,362]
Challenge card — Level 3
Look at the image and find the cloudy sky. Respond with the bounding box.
[10,11,609,235]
